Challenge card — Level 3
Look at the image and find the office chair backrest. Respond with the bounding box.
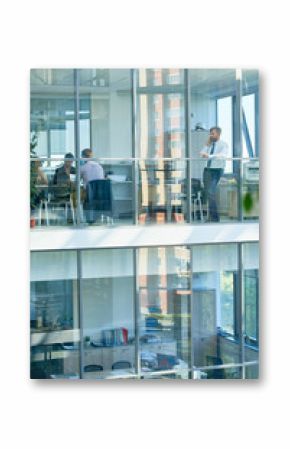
[84,364,103,372]
[206,356,223,366]
[86,179,112,212]
[191,178,202,195]
[112,360,131,370]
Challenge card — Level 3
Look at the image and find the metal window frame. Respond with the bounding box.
[216,94,234,173]
[134,248,141,376]
[77,249,84,379]
[74,69,82,226]
[131,69,139,225]
[185,69,192,223]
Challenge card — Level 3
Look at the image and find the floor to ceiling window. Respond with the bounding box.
[30,241,259,379]
[30,68,259,229]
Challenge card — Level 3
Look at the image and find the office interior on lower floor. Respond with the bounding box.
[30,242,259,380]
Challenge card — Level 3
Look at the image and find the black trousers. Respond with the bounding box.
[203,168,224,221]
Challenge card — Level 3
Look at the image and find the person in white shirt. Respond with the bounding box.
[200,127,228,222]
[80,148,105,187]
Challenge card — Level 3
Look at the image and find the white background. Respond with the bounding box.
[0,1,288,448]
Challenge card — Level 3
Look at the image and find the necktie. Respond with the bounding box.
[207,142,215,168]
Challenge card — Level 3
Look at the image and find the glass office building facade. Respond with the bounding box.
[30,69,259,380]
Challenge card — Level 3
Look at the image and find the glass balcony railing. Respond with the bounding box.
[30,157,259,229]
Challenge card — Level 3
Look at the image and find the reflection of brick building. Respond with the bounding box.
[139,69,185,224]
[138,71,187,316]
[139,246,191,317]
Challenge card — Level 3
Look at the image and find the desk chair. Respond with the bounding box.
[85,179,113,224]
[37,199,49,226]
[84,364,103,372]
[48,185,75,225]
[48,197,75,225]
[205,355,224,379]
[191,178,203,221]
[112,360,131,370]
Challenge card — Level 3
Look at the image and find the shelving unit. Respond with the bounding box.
[102,161,133,219]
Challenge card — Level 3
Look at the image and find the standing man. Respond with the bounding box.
[200,127,228,222]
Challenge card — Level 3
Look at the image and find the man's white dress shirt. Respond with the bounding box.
[201,139,229,169]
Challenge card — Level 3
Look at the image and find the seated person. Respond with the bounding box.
[80,148,104,187]
[31,159,48,186]
[52,152,76,201]
[30,158,48,210]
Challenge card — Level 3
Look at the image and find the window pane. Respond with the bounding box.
[30,69,77,229]
[30,69,75,159]
[136,69,185,158]
[242,158,259,220]
[138,246,191,374]
[242,94,255,157]
[242,70,259,157]
[141,371,190,380]
[192,244,240,367]
[220,271,234,334]
[79,69,132,158]
[81,249,135,379]
[30,251,80,379]
[217,96,233,173]
[243,243,259,365]
[138,159,188,224]
[245,364,259,379]
[193,366,242,379]
[189,69,238,224]
[30,155,78,228]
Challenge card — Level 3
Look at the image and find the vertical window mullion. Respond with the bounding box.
[131,69,138,225]
[185,69,192,223]
[134,248,141,378]
[77,249,84,379]
[74,69,81,226]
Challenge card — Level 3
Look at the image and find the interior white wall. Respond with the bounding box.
[91,69,132,158]
[243,242,259,269]
[109,91,131,157]
[190,94,216,130]
[91,93,131,158]
[31,251,78,281]
[90,97,109,156]
[82,276,134,337]
[192,244,238,273]
[82,248,133,278]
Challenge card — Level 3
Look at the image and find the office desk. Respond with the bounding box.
[83,369,136,380]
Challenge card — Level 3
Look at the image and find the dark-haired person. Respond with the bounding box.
[200,127,228,222]
[53,152,76,187]
[52,152,76,203]
[30,158,48,210]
